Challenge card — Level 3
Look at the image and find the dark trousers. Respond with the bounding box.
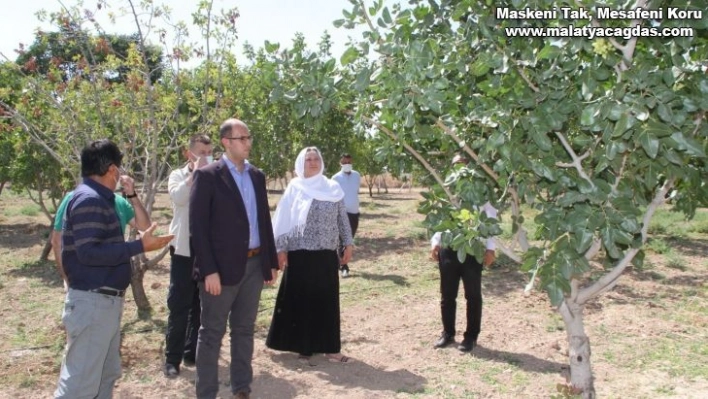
[340,212,359,271]
[165,249,200,366]
[438,247,483,341]
[195,256,264,398]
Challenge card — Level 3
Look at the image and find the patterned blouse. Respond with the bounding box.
[276,199,354,252]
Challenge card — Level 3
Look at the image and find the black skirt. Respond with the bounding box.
[266,249,341,355]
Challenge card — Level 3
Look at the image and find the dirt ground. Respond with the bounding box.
[0,189,706,398]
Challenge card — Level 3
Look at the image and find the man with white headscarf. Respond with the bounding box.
[266,147,354,364]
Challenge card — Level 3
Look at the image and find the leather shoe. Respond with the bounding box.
[233,392,250,399]
[163,363,179,378]
[458,338,477,352]
[433,333,454,348]
[182,356,195,367]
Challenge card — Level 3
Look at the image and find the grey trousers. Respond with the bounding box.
[54,289,124,399]
[195,256,264,399]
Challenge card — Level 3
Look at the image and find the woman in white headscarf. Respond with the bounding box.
[266,147,354,363]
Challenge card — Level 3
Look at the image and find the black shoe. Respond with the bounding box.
[458,338,477,352]
[163,363,179,378]
[182,356,196,367]
[434,333,454,348]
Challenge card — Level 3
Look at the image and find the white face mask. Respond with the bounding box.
[204,155,214,164]
[341,164,353,173]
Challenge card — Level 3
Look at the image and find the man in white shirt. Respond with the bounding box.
[430,154,496,353]
[163,134,213,378]
[332,153,361,277]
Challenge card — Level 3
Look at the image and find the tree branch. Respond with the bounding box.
[345,110,454,202]
[577,177,675,304]
[554,132,595,189]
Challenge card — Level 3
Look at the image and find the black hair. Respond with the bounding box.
[341,153,352,159]
[80,139,122,177]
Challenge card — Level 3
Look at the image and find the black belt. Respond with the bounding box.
[88,288,126,297]
[247,247,261,258]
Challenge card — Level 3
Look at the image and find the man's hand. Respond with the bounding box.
[204,273,221,295]
[140,223,174,252]
[277,251,288,270]
[340,245,353,265]
[431,245,441,261]
[119,174,136,196]
[483,249,496,267]
[265,269,279,286]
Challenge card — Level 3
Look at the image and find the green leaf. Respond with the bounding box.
[574,229,594,253]
[264,41,280,54]
[639,131,660,159]
[531,129,552,151]
[657,104,673,123]
[538,45,560,60]
[382,7,392,24]
[612,113,633,137]
[581,105,598,126]
[340,46,359,65]
[332,19,345,28]
[670,132,706,158]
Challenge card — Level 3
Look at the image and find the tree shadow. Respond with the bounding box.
[345,271,410,287]
[659,236,708,258]
[5,259,64,289]
[353,236,418,262]
[0,222,49,249]
[471,345,565,374]
[359,212,398,220]
[268,352,427,395]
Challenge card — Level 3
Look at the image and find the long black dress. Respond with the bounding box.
[266,249,341,355]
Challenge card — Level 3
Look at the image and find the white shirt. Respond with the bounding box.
[168,165,192,257]
[430,202,497,250]
[332,170,361,214]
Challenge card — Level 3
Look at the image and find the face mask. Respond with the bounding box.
[341,164,353,173]
[204,155,214,164]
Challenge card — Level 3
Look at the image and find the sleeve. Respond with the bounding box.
[115,196,136,228]
[337,200,354,246]
[169,168,191,207]
[70,196,144,266]
[482,202,497,250]
[54,193,72,231]
[430,232,442,249]
[189,169,218,276]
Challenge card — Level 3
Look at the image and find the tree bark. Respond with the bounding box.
[559,299,596,398]
[40,231,52,261]
[130,257,151,317]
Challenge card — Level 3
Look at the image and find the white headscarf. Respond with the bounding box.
[272,147,344,240]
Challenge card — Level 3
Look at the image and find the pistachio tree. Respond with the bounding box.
[0,0,243,313]
[264,0,707,396]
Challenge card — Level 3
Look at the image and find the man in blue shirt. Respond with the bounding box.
[332,153,361,277]
[54,139,174,399]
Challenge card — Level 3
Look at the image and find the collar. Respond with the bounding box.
[83,177,116,201]
[223,155,251,174]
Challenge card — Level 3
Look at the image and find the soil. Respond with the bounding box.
[0,189,706,398]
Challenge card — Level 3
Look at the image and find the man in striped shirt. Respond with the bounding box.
[54,139,173,399]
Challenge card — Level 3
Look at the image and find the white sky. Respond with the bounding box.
[0,0,365,65]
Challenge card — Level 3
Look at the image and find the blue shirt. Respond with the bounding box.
[332,170,361,214]
[222,156,261,249]
[62,178,144,291]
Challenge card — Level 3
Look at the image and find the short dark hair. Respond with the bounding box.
[189,134,212,149]
[81,139,122,177]
[341,153,352,159]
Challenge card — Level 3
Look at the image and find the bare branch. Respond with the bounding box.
[583,238,602,260]
[610,152,629,193]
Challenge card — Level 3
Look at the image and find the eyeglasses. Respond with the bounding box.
[224,135,254,142]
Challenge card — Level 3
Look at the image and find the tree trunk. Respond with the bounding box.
[559,299,596,398]
[368,182,373,197]
[0,181,6,196]
[40,231,52,261]
[130,258,152,317]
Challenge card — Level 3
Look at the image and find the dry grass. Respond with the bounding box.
[0,189,706,398]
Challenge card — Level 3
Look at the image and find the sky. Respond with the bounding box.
[0,0,365,65]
